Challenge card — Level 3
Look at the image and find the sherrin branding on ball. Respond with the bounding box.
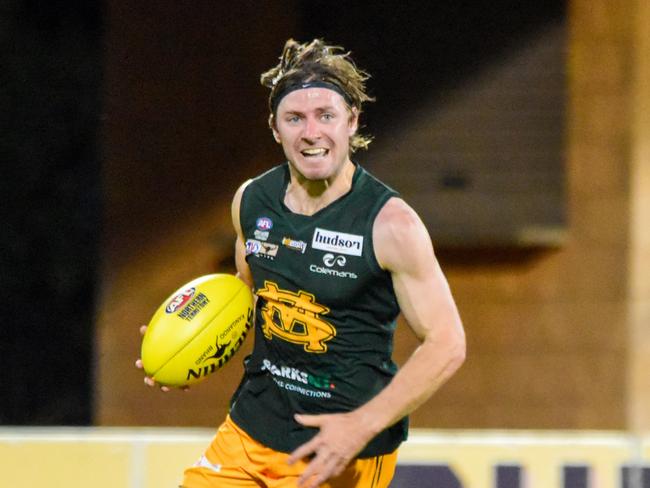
[141,274,253,387]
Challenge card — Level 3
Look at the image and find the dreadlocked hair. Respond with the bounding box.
[261,39,375,152]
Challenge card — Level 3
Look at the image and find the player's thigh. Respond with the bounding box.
[302,451,397,488]
[266,452,398,488]
[181,418,262,488]
[182,462,261,488]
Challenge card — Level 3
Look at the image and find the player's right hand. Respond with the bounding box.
[136,325,188,392]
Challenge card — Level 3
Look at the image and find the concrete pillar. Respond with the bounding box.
[628,0,650,431]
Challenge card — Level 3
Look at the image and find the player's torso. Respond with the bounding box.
[232,163,408,456]
[241,163,398,359]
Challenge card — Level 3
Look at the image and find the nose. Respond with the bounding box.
[302,116,321,140]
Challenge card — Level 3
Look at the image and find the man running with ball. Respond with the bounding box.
[142,38,465,488]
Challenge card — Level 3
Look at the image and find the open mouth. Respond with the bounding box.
[300,148,329,157]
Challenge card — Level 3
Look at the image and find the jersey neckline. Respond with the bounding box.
[278,161,363,220]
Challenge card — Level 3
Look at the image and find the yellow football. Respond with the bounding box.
[141,274,253,387]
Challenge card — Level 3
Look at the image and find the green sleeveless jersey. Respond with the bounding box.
[230,162,408,457]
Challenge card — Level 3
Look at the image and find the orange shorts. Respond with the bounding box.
[181,415,397,488]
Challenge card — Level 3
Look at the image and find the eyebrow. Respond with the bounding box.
[282,106,337,115]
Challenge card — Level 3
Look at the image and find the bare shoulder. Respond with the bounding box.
[373,197,434,272]
[231,179,253,235]
[231,179,253,213]
[374,197,422,231]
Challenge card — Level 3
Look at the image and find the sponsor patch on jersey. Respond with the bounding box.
[245,239,261,255]
[165,287,195,314]
[254,229,269,241]
[311,228,363,256]
[246,239,278,259]
[282,236,307,253]
[323,253,346,267]
[256,217,273,231]
[261,358,335,391]
[309,252,358,280]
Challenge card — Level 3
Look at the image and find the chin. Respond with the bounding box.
[292,159,334,181]
[301,169,331,182]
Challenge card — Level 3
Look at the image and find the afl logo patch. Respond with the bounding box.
[165,287,196,314]
[256,217,273,231]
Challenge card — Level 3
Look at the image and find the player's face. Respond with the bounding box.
[273,88,358,181]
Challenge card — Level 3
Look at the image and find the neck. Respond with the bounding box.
[284,160,356,215]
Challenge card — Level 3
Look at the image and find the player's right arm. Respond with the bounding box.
[136,180,255,391]
[231,179,254,289]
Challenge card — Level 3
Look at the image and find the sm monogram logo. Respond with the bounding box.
[256,281,336,353]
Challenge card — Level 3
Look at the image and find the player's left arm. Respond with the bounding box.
[357,196,466,427]
[289,197,465,488]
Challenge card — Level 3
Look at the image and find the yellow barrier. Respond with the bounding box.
[1,428,649,487]
[0,427,208,488]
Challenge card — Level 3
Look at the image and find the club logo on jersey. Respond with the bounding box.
[309,253,358,279]
[165,287,195,314]
[257,281,336,353]
[282,236,307,253]
[245,239,278,259]
[256,217,273,231]
[311,228,363,256]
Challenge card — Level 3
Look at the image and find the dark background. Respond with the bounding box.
[0,0,564,425]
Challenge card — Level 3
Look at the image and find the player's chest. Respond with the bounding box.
[244,215,371,299]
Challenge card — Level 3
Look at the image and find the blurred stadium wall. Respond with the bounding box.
[94,0,650,432]
[1,0,648,443]
[1,0,650,486]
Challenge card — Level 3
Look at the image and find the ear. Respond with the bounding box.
[268,114,281,143]
[347,107,359,136]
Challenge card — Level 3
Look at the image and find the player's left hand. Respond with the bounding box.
[288,412,373,488]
